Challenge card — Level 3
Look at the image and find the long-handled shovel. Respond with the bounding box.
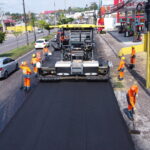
[129,119,140,135]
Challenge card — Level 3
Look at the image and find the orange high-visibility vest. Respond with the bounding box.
[31,58,38,65]
[118,60,125,71]
[131,48,136,64]
[127,86,138,110]
[43,47,49,54]
[20,66,31,75]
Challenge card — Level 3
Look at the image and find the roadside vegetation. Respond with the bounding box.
[0,31,6,44]
[0,33,56,59]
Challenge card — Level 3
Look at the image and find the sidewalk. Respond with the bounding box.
[96,33,150,150]
[109,31,142,46]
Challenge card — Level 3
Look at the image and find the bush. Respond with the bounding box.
[0,31,6,44]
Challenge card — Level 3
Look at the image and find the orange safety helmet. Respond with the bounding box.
[131,85,138,92]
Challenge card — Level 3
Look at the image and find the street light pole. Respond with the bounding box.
[22,0,29,45]
[145,0,150,88]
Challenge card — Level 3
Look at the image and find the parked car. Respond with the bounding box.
[0,57,19,79]
[35,39,49,49]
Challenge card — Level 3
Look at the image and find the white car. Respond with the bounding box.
[37,29,43,34]
[35,39,49,49]
[0,57,19,79]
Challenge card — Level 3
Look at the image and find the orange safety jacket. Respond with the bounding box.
[20,65,31,75]
[127,86,138,110]
[43,47,49,54]
[131,48,136,64]
[31,58,38,65]
[60,36,65,42]
[36,52,42,62]
[118,60,125,72]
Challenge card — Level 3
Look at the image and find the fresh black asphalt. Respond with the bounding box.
[0,81,135,150]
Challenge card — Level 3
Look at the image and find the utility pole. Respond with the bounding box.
[0,5,6,32]
[54,2,56,25]
[22,0,29,45]
[145,0,150,88]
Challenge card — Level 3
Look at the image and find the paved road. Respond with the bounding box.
[0,81,135,150]
[0,31,49,54]
[0,33,135,150]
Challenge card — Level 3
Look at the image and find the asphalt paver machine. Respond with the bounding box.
[38,24,110,81]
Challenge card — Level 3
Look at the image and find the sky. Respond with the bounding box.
[0,0,113,13]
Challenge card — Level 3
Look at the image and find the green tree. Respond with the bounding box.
[44,23,51,35]
[58,14,74,25]
[0,32,5,44]
[12,31,22,48]
[11,13,23,21]
[89,2,98,10]
[37,20,47,29]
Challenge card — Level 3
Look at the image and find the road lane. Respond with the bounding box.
[0,82,135,150]
[0,31,49,54]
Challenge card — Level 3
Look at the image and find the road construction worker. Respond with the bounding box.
[36,51,42,62]
[130,47,136,69]
[31,54,38,77]
[20,61,32,91]
[126,85,139,120]
[118,56,125,81]
[43,46,52,61]
[60,33,65,42]
[43,46,49,56]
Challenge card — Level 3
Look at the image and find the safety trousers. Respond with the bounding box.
[118,71,124,79]
[131,57,136,64]
[23,74,31,88]
[33,66,38,74]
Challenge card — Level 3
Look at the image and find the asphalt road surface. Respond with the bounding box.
[0,30,49,54]
[0,81,135,150]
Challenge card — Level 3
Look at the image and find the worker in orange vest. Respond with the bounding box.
[31,54,38,77]
[60,33,65,42]
[130,47,136,69]
[43,46,51,60]
[118,57,125,81]
[20,61,32,91]
[126,85,139,120]
[36,51,42,62]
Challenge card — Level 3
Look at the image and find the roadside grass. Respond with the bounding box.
[112,81,124,89]
[0,32,56,60]
[0,44,34,59]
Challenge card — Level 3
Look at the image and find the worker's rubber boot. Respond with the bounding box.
[23,87,27,91]
[26,87,31,92]
[128,110,134,121]
[118,76,124,81]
